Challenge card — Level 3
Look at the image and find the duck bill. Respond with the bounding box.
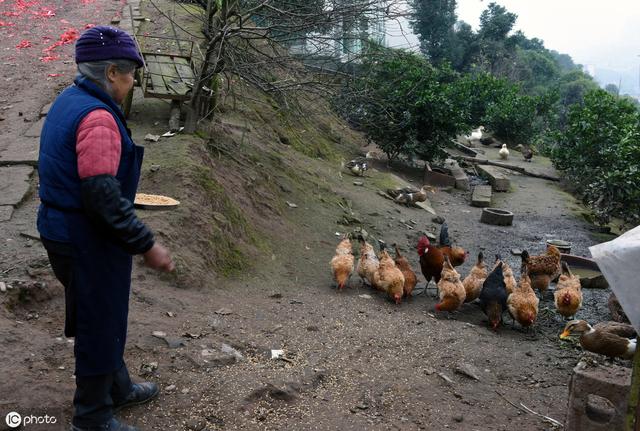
[559,330,571,340]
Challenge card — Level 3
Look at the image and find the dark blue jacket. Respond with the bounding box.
[37,76,137,242]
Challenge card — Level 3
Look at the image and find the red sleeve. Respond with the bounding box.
[76,109,121,179]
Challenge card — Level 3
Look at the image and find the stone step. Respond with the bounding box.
[477,164,510,192]
[471,185,492,207]
[0,165,34,206]
[0,138,39,166]
[0,206,14,222]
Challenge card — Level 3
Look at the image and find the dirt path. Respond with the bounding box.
[0,1,622,429]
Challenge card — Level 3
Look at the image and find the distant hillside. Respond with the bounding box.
[591,66,640,97]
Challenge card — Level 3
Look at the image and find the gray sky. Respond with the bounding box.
[456,0,640,71]
[386,0,640,72]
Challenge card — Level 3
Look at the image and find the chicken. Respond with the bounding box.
[330,237,354,290]
[394,244,417,299]
[554,262,583,318]
[496,257,517,295]
[462,252,487,303]
[435,255,466,312]
[499,144,509,160]
[479,261,509,330]
[356,239,379,287]
[417,223,468,286]
[372,248,405,304]
[521,246,562,295]
[344,158,367,176]
[507,266,539,328]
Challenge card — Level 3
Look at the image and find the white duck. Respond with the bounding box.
[466,126,485,141]
[499,144,509,160]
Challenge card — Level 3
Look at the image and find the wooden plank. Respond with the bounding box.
[174,57,195,83]
[157,56,189,96]
[145,55,169,95]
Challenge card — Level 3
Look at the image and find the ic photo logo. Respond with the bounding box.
[5,412,21,428]
[5,411,59,428]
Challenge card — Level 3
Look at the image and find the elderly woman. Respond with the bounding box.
[37,26,174,431]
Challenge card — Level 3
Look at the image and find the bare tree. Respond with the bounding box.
[147,0,409,131]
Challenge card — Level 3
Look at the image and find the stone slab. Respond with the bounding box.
[23,117,46,138]
[0,138,39,166]
[471,185,492,207]
[477,164,510,192]
[0,165,34,206]
[0,205,14,222]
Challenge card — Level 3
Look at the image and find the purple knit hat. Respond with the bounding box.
[75,26,143,67]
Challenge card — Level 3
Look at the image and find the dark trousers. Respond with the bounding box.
[44,238,133,427]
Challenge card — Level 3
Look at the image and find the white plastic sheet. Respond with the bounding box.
[589,225,640,332]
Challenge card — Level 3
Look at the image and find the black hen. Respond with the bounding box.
[479,260,508,330]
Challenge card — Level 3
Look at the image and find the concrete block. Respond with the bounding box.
[564,364,631,431]
[442,159,470,190]
[477,164,510,192]
[471,185,492,207]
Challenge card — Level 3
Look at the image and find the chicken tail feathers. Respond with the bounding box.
[439,222,451,247]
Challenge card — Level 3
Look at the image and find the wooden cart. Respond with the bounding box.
[123,34,202,131]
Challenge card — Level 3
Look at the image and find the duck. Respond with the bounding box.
[515,144,533,162]
[465,126,485,142]
[345,158,368,177]
[498,144,509,160]
[560,319,637,359]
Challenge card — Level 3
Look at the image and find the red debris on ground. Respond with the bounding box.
[15,39,31,48]
[32,7,55,17]
[0,20,16,26]
[43,27,79,53]
[47,73,63,77]
[39,54,59,62]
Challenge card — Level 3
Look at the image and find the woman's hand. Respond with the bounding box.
[143,243,175,272]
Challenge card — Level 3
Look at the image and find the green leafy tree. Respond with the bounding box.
[410,0,458,64]
[476,3,518,74]
[604,83,619,95]
[335,47,469,163]
[552,89,640,225]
